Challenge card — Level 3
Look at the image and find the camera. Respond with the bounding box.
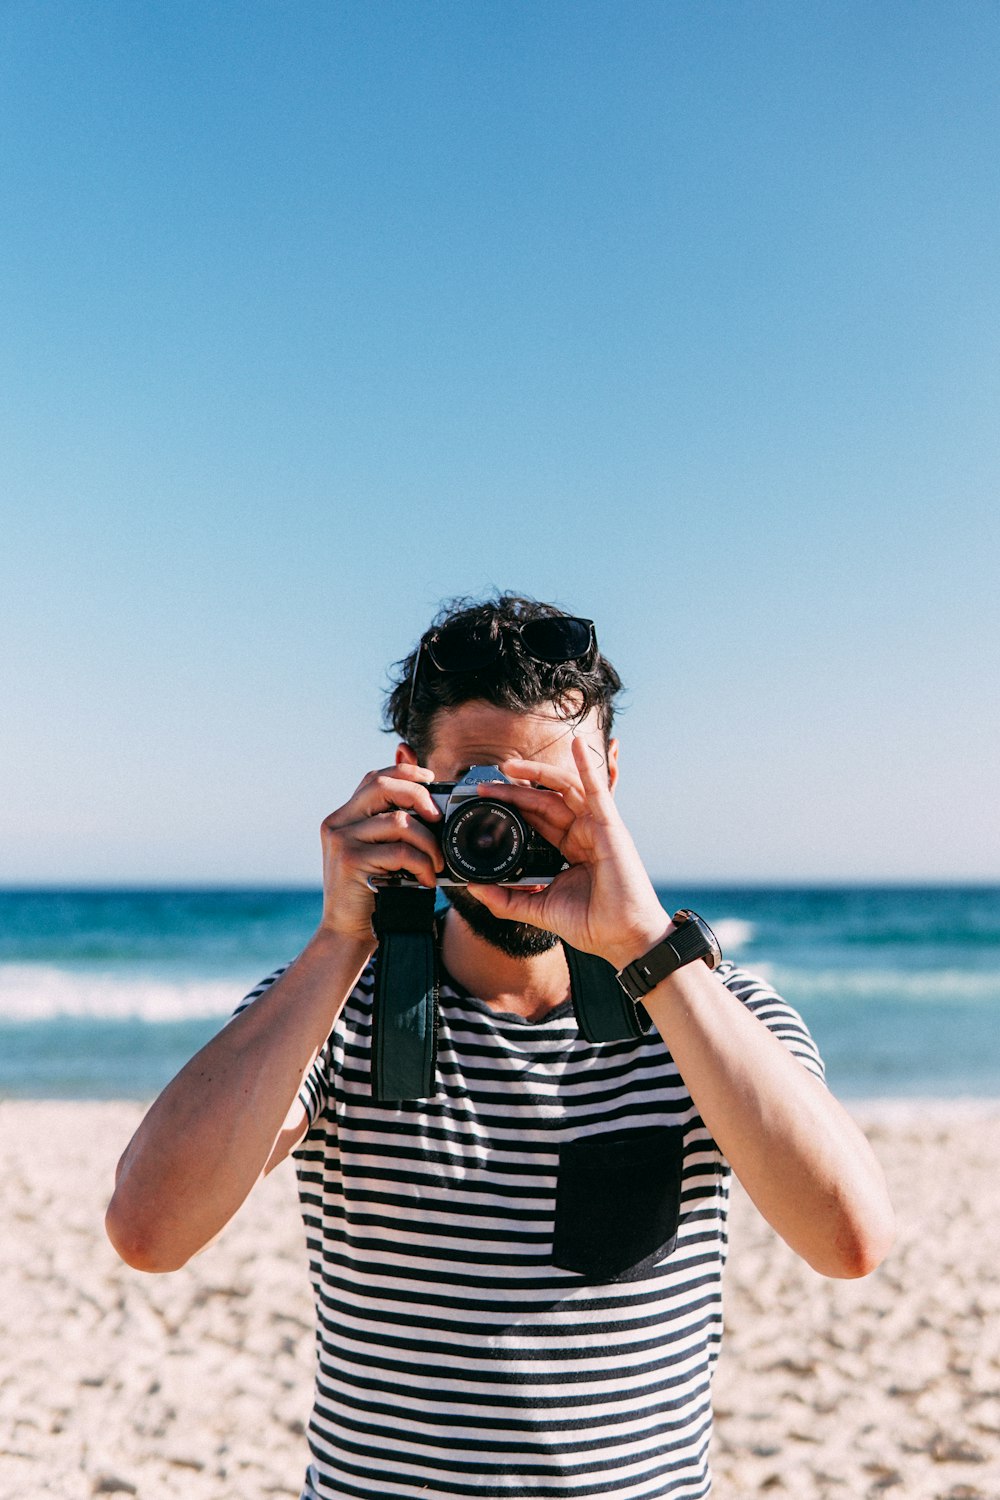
[414,765,567,886]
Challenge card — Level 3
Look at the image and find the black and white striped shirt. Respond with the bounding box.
[237,958,824,1499]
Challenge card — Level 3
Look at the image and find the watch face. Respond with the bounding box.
[672,910,722,970]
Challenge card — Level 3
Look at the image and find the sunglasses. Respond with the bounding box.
[407,614,596,728]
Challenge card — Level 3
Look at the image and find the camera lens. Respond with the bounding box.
[442,801,527,882]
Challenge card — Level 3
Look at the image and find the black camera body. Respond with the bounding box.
[420,765,567,887]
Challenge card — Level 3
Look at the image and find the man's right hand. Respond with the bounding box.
[105,763,447,1274]
[318,763,445,943]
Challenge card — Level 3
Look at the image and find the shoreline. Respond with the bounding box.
[2,1099,999,1498]
[7,1091,1000,1111]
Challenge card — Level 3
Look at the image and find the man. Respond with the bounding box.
[106,592,894,1500]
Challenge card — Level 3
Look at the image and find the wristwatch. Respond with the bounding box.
[616,910,723,1001]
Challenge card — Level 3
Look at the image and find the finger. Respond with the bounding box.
[498,758,587,815]
[353,810,445,871]
[571,733,613,804]
[332,772,443,829]
[360,762,436,789]
[476,781,574,840]
[466,883,549,928]
[361,770,441,813]
[508,801,571,851]
[347,833,440,889]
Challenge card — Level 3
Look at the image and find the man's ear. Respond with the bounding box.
[396,743,419,767]
[607,737,620,795]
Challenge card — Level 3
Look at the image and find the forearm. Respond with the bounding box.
[644,961,894,1278]
[468,746,894,1277]
[106,927,373,1272]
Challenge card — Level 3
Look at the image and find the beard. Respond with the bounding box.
[446,887,561,959]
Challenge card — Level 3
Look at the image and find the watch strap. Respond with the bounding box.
[617,911,721,1002]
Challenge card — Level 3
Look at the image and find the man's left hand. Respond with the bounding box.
[466,736,670,971]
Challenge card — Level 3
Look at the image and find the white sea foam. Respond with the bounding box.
[0,965,242,1023]
[4,952,994,1025]
[711,918,754,953]
[772,967,1000,1004]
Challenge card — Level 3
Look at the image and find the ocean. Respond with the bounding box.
[1,886,998,1100]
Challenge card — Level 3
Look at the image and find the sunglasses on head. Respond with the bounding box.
[406,614,597,728]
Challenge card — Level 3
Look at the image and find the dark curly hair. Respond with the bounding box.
[383,592,624,761]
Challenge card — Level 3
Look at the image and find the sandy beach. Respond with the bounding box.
[2,1100,999,1500]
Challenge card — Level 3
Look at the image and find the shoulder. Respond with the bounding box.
[230,964,292,1020]
[714,958,803,1019]
[716,959,782,1002]
[715,960,826,1081]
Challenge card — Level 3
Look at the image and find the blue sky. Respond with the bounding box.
[2,1,997,884]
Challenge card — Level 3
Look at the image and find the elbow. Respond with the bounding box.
[817,1199,896,1281]
[829,1227,894,1280]
[809,1140,896,1280]
[105,1194,192,1274]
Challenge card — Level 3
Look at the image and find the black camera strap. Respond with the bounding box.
[370,887,648,1100]
[370,885,439,1102]
[564,944,649,1042]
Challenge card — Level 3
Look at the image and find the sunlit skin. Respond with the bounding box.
[394,700,661,1019]
[106,694,894,1281]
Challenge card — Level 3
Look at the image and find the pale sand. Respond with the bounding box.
[1,1100,999,1500]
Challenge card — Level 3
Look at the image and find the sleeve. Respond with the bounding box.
[716,960,826,1084]
[229,964,330,1130]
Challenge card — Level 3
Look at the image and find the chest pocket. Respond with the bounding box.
[552,1125,686,1282]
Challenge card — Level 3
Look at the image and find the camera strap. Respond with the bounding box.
[564,943,649,1042]
[370,885,439,1101]
[370,887,649,1099]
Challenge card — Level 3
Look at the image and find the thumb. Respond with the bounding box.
[466,884,541,926]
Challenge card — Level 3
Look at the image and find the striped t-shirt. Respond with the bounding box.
[237,956,825,1500]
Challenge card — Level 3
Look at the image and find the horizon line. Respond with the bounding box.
[2,879,999,894]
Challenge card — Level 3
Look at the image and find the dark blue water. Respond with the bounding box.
[1,886,998,1099]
